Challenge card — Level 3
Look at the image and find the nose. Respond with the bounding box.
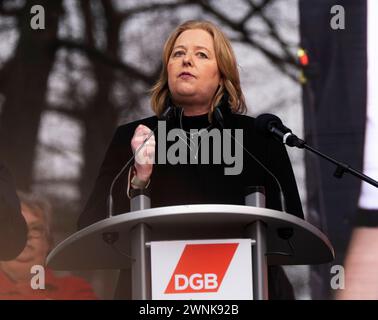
[182,53,193,67]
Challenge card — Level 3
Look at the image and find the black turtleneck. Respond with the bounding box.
[180,112,212,131]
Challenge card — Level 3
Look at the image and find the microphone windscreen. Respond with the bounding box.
[255,113,283,135]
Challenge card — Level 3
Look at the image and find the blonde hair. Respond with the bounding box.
[150,20,247,118]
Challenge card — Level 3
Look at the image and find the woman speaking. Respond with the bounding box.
[78,20,304,299]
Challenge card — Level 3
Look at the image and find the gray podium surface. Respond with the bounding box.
[47,204,334,270]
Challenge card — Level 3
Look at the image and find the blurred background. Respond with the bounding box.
[0,0,372,299]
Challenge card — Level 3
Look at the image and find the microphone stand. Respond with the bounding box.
[293,138,378,188]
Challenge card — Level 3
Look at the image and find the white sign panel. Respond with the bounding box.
[151,239,253,300]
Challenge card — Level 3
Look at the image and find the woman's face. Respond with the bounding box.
[0,204,50,281]
[167,29,221,111]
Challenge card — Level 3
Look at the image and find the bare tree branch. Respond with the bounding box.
[192,0,299,82]
[33,178,77,184]
[241,0,274,25]
[118,1,194,20]
[0,4,22,16]
[246,0,297,65]
[52,39,157,85]
[39,142,80,159]
[47,104,86,121]
[80,0,95,46]
[0,21,15,33]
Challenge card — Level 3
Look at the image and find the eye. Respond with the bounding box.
[197,52,208,59]
[172,50,185,57]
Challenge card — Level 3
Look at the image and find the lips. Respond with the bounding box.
[179,72,195,78]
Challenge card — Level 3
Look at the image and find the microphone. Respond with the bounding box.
[222,126,288,212]
[256,114,378,189]
[255,113,305,148]
[107,105,175,217]
[241,143,288,213]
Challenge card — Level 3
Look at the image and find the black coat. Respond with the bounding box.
[79,111,303,228]
[0,163,27,260]
[78,109,304,300]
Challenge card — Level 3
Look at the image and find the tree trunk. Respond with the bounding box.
[0,0,63,190]
[78,0,119,204]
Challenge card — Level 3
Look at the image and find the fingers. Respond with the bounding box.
[132,125,155,165]
[131,125,155,150]
[133,134,155,146]
[135,124,153,139]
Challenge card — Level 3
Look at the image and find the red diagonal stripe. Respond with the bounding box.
[165,243,238,294]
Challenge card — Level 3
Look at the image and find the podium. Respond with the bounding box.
[47,204,334,300]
